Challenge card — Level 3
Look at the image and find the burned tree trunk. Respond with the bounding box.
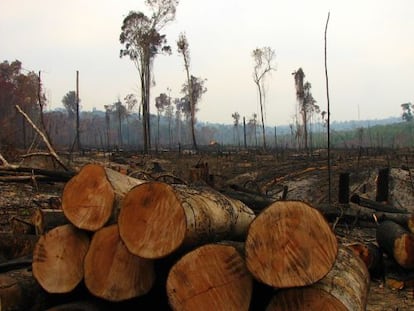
[376,220,414,269]
[166,243,252,311]
[32,224,90,293]
[267,246,370,311]
[84,224,155,302]
[62,164,144,231]
[31,208,68,235]
[118,182,255,259]
[245,200,338,288]
[0,233,39,260]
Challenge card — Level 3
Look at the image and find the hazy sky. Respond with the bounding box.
[1,0,413,125]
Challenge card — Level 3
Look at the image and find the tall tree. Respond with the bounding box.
[62,91,79,148]
[155,92,169,150]
[112,99,127,148]
[180,75,207,149]
[177,32,198,151]
[252,47,276,149]
[120,0,178,153]
[0,60,40,149]
[293,68,317,151]
[232,112,240,147]
[402,102,413,122]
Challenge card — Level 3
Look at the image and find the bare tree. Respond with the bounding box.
[120,0,178,153]
[252,47,276,149]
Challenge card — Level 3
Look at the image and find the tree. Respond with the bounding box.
[180,75,207,149]
[0,60,40,149]
[62,91,79,148]
[120,0,178,153]
[177,32,198,151]
[124,93,138,146]
[248,113,258,147]
[112,99,127,148]
[252,47,276,149]
[155,92,169,150]
[402,102,413,122]
[232,112,240,147]
[293,68,317,151]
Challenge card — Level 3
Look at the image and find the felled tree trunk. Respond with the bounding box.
[376,220,414,269]
[62,164,144,231]
[32,224,90,293]
[245,200,338,288]
[0,268,48,311]
[0,233,38,260]
[267,246,370,311]
[166,243,253,311]
[84,224,155,302]
[118,182,255,259]
[347,242,383,277]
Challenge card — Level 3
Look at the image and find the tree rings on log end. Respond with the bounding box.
[32,224,90,293]
[62,164,115,231]
[118,182,186,259]
[84,224,155,301]
[167,243,253,311]
[245,200,338,288]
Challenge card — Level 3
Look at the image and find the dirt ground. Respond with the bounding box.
[1,149,414,310]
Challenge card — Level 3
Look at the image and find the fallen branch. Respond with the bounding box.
[15,104,70,172]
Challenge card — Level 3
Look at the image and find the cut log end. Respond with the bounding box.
[84,224,155,302]
[245,200,338,288]
[62,164,115,231]
[32,224,90,293]
[167,243,252,311]
[119,182,186,259]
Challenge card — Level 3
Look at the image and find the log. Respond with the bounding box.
[0,268,48,311]
[245,200,338,288]
[31,208,69,235]
[84,224,155,302]
[350,194,407,214]
[32,224,90,293]
[376,220,414,269]
[0,233,38,260]
[62,163,144,231]
[118,181,255,259]
[347,242,383,278]
[166,243,253,311]
[267,246,370,311]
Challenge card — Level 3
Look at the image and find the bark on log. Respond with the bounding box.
[118,181,255,259]
[0,268,48,311]
[0,233,38,260]
[62,164,144,231]
[267,246,370,311]
[347,242,383,277]
[84,224,155,302]
[376,220,414,269]
[245,200,338,288]
[166,243,253,311]
[350,194,407,214]
[32,224,90,293]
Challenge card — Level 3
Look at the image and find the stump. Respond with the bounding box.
[166,243,252,311]
[32,224,90,293]
[118,182,255,259]
[84,224,155,302]
[267,246,370,311]
[376,220,414,269]
[245,200,338,288]
[62,164,144,231]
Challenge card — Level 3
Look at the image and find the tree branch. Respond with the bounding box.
[15,105,71,172]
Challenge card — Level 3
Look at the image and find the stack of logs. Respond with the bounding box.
[3,164,376,310]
